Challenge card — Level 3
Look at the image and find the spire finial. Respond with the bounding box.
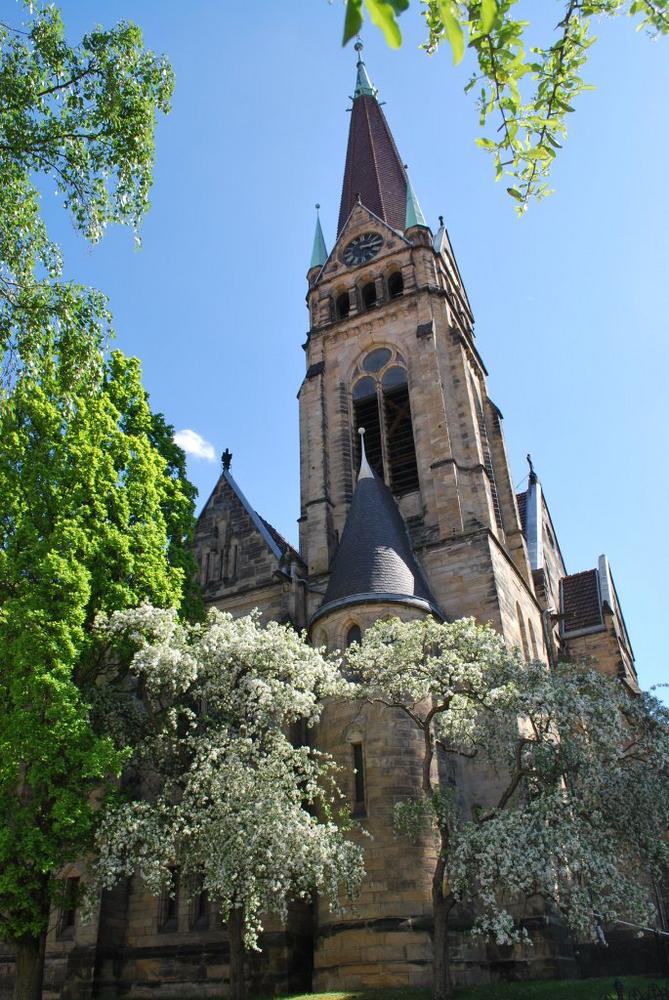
[353,40,377,99]
[357,427,373,480]
[439,215,444,227]
[222,448,232,471]
[527,453,537,483]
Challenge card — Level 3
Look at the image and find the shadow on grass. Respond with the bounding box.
[256,975,667,1000]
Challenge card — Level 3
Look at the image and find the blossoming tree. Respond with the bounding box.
[345,615,669,1000]
[92,607,365,1000]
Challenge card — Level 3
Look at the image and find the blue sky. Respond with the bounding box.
[41,2,668,694]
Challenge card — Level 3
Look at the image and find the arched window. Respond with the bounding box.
[352,349,419,495]
[351,742,366,816]
[336,292,350,320]
[388,271,404,298]
[346,624,362,647]
[528,619,539,660]
[516,602,530,661]
[353,376,384,478]
[361,281,377,310]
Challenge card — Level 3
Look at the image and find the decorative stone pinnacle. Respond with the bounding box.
[222,448,233,471]
[358,427,373,480]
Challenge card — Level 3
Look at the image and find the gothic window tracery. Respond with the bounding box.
[351,348,419,495]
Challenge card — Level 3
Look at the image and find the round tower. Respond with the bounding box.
[310,433,442,991]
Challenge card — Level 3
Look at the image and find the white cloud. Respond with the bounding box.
[174,429,216,462]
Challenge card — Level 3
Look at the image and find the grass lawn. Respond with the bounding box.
[261,976,667,1000]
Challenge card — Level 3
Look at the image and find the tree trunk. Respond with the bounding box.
[432,888,451,1000]
[227,908,246,1000]
[431,828,453,1000]
[13,933,46,1000]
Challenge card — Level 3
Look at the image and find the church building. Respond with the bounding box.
[19,44,640,1000]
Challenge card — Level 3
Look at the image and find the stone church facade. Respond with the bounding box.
[2,47,643,1000]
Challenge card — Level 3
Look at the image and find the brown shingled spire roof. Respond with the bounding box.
[337,46,408,235]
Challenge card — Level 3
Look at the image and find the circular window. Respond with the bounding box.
[362,347,392,373]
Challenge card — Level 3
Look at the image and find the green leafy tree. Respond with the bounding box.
[0,7,195,1000]
[0,1,173,383]
[92,607,365,1000]
[342,1,669,211]
[0,336,198,1000]
[347,616,669,1000]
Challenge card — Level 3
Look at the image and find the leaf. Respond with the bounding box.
[387,0,410,12]
[343,0,364,46]
[506,187,524,201]
[480,0,497,34]
[475,137,497,150]
[364,0,403,48]
[437,0,466,64]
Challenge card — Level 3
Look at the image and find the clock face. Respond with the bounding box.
[342,231,384,267]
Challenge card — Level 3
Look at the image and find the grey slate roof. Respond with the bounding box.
[312,471,442,624]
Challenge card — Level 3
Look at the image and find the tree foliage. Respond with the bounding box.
[0,335,197,950]
[92,607,365,1000]
[342,0,669,211]
[0,7,191,998]
[347,616,669,1000]
[0,1,174,382]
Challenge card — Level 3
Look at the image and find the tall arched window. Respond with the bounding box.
[352,348,419,495]
[516,602,530,661]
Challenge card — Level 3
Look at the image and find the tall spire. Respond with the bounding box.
[310,204,328,269]
[337,42,407,234]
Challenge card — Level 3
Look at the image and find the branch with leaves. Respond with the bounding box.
[342,0,669,211]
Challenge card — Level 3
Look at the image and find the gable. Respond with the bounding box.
[194,471,289,599]
[315,202,410,286]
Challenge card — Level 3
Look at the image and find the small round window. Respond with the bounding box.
[362,347,391,373]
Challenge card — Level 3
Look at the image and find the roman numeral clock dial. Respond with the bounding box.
[341,231,384,267]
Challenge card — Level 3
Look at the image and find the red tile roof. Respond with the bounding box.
[561,569,603,634]
[516,491,527,534]
[338,95,407,235]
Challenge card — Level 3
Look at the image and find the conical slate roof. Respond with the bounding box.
[311,466,441,625]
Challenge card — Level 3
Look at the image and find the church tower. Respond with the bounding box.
[300,44,545,661]
[299,44,553,991]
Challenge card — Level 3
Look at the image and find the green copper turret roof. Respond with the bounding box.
[405,170,427,229]
[310,206,328,269]
[353,41,378,98]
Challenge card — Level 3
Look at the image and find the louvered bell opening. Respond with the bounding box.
[383,370,418,495]
[353,376,384,478]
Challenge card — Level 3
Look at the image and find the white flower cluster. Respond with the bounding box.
[92,605,365,949]
[347,616,669,947]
